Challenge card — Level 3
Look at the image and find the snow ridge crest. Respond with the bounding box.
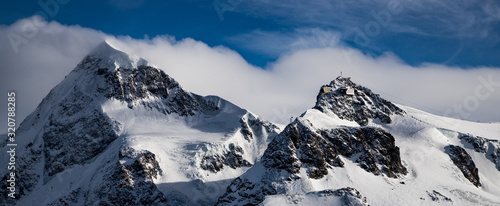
[88,40,148,70]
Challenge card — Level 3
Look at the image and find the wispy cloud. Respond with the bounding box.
[234,0,500,43]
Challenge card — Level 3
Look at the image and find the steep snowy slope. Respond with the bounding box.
[0,41,280,206]
[216,77,500,206]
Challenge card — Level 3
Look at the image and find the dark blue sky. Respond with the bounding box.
[2,0,500,68]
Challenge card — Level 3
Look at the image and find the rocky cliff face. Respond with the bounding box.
[458,133,500,171]
[80,50,220,116]
[310,187,369,206]
[262,119,407,179]
[314,76,404,126]
[199,113,280,173]
[200,143,252,173]
[446,145,481,187]
[46,147,167,206]
[88,147,167,205]
[217,118,406,205]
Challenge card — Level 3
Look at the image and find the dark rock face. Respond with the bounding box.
[446,145,481,187]
[262,119,407,179]
[40,84,121,178]
[219,118,406,205]
[225,144,253,169]
[43,108,120,177]
[216,175,282,206]
[201,143,252,173]
[118,147,163,180]
[1,85,121,204]
[91,147,167,205]
[76,55,221,117]
[309,187,369,206]
[102,65,178,103]
[91,59,220,116]
[200,113,280,173]
[239,114,280,142]
[458,133,500,171]
[426,190,452,203]
[338,127,407,178]
[314,77,404,126]
[240,118,254,141]
[201,154,225,173]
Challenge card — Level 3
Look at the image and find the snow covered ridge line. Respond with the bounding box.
[87,40,150,71]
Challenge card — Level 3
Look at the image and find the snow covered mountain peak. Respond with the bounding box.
[329,76,355,89]
[216,76,500,206]
[0,42,281,205]
[314,76,405,126]
[88,40,148,70]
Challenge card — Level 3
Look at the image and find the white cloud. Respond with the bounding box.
[1,16,499,133]
[227,28,341,58]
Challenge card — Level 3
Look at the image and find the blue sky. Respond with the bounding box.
[2,0,499,68]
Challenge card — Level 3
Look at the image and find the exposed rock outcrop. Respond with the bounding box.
[458,133,500,171]
[89,147,167,205]
[446,145,481,187]
[426,190,452,203]
[314,77,404,126]
[201,143,252,173]
[307,187,369,206]
[263,119,407,179]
